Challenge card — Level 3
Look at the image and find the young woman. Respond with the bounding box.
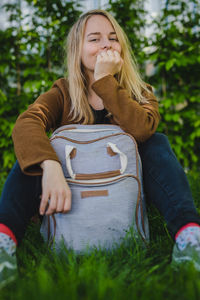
[0,9,200,286]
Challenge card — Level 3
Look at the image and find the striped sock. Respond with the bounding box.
[0,224,17,256]
[175,223,200,251]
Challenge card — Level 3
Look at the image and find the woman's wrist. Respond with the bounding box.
[94,73,112,81]
[40,160,61,170]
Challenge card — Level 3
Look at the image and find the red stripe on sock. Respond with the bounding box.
[0,224,17,245]
[175,223,200,240]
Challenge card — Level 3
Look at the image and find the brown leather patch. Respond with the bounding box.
[75,170,121,180]
[81,190,108,198]
[70,148,77,159]
[107,146,117,156]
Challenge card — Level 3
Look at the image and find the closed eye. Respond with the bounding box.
[90,38,118,42]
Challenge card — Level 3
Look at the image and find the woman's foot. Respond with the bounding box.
[0,228,18,288]
[0,249,17,289]
[172,223,200,270]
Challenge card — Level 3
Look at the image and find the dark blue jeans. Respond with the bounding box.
[0,133,199,243]
[138,133,200,239]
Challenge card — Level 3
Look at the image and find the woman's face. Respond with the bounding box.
[81,15,122,78]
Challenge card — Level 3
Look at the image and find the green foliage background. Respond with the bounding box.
[0,0,199,176]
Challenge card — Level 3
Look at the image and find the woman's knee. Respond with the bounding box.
[146,132,170,148]
[138,132,174,162]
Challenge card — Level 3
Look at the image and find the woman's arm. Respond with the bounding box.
[92,75,160,142]
[12,79,72,215]
[92,50,160,142]
[12,79,67,175]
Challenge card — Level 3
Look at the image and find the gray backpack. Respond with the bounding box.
[40,124,149,253]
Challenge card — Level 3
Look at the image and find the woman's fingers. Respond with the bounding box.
[98,50,115,60]
[95,49,123,80]
[40,189,71,215]
[56,195,65,213]
[107,49,116,58]
[45,188,72,215]
[45,193,57,215]
[39,160,72,215]
[63,196,71,213]
[40,193,50,215]
[56,189,71,213]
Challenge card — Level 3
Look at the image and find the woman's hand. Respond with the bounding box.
[94,49,123,81]
[39,160,71,215]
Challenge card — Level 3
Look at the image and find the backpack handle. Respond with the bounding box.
[107,142,127,174]
[65,145,76,179]
[65,143,127,180]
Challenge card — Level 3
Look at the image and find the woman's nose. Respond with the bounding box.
[100,38,112,49]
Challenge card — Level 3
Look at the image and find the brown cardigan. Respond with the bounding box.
[12,75,160,176]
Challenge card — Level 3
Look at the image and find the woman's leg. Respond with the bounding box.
[0,161,42,244]
[0,161,42,287]
[138,133,200,240]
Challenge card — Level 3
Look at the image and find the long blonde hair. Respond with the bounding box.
[64,9,150,124]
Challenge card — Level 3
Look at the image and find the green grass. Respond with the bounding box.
[0,172,200,300]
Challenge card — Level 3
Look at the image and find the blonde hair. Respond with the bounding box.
[64,9,150,124]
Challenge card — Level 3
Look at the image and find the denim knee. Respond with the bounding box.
[138,133,175,163]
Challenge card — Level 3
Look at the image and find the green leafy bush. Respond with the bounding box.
[0,0,82,174]
[148,0,200,170]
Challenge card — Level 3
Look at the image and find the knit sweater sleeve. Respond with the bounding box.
[91,75,160,143]
[12,79,68,176]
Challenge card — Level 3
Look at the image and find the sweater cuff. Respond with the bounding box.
[91,74,117,92]
[19,155,61,176]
